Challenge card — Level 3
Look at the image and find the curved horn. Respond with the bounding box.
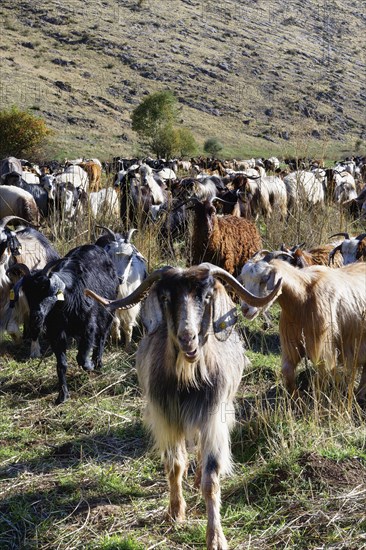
[6,263,30,277]
[0,216,32,229]
[126,228,137,242]
[328,244,343,265]
[41,258,63,276]
[267,251,294,261]
[199,263,282,307]
[85,266,174,311]
[244,174,261,180]
[96,225,116,240]
[329,232,350,240]
[212,196,237,205]
[290,242,306,252]
[252,249,271,258]
[356,233,366,241]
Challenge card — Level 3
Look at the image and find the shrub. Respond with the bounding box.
[204,137,223,157]
[0,106,51,159]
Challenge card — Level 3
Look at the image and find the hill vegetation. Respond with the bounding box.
[0,0,365,160]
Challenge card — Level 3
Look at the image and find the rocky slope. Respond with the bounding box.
[0,0,364,159]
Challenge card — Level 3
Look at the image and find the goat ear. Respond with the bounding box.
[212,281,237,342]
[140,290,163,335]
[49,273,66,295]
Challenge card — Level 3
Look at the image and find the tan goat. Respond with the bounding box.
[238,258,366,398]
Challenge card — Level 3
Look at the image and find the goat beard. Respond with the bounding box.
[175,348,210,390]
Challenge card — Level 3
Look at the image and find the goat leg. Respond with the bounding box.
[54,338,69,404]
[77,331,96,371]
[202,454,227,550]
[164,442,187,522]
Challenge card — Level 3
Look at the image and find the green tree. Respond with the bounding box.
[131,90,177,142]
[176,127,197,157]
[151,124,180,159]
[204,137,223,157]
[0,106,51,159]
[131,91,196,158]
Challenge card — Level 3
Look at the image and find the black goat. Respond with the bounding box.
[9,245,119,404]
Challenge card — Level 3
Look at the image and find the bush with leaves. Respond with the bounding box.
[204,137,223,157]
[131,91,196,158]
[0,106,51,159]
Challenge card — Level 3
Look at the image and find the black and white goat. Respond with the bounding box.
[0,216,59,350]
[95,227,147,345]
[85,263,280,550]
[8,245,119,403]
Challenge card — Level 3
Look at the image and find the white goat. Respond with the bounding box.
[139,164,166,205]
[55,164,89,191]
[97,228,147,345]
[333,171,357,203]
[329,232,366,265]
[238,258,366,399]
[88,188,119,220]
[283,170,325,210]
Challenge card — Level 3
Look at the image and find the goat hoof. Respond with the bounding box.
[206,528,228,550]
[55,392,70,405]
[166,505,186,523]
[80,359,94,372]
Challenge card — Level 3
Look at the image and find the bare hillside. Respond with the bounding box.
[0,0,365,159]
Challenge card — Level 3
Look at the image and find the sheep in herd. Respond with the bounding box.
[0,185,40,225]
[238,258,366,399]
[8,245,119,403]
[190,198,262,275]
[328,232,366,265]
[0,216,59,350]
[85,262,280,550]
[95,226,147,345]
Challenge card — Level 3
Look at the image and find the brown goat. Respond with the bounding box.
[191,199,262,275]
[281,243,343,268]
[79,161,102,192]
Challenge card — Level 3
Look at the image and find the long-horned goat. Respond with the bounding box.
[328,232,366,265]
[238,258,366,398]
[95,226,147,345]
[8,245,119,403]
[85,263,280,550]
[0,216,59,350]
[279,242,343,268]
[190,198,262,275]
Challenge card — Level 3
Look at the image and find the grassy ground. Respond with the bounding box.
[1,202,366,549]
[2,314,366,549]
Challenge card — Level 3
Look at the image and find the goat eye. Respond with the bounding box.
[204,293,213,304]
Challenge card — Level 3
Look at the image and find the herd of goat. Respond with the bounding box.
[1,152,366,550]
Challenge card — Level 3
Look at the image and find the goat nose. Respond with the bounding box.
[178,332,197,346]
